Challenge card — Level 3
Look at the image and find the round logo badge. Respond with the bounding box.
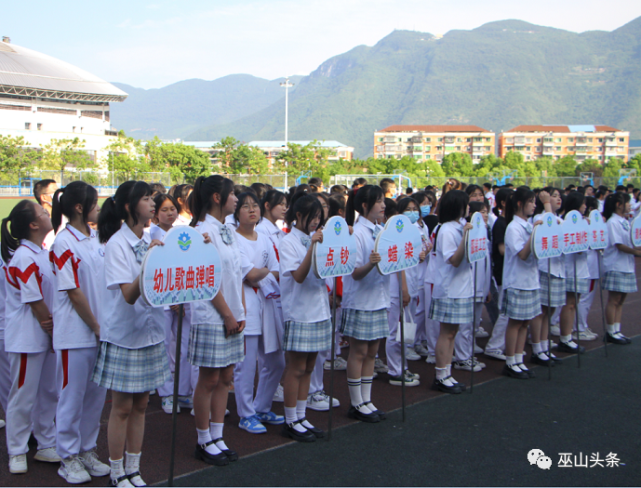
[334,220,342,236]
[396,219,404,233]
[178,232,192,252]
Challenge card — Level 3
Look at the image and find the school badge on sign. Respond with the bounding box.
[374,214,423,275]
[140,227,222,307]
[466,212,488,263]
[561,210,590,255]
[588,209,608,250]
[313,216,358,279]
[532,212,563,259]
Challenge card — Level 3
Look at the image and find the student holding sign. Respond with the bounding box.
[602,192,636,344]
[280,193,331,441]
[575,198,601,341]
[93,181,169,487]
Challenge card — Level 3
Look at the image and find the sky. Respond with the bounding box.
[2,0,641,89]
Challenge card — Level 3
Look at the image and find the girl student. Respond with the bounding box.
[189,175,246,466]
[574,197,600,341]
[151,193,199,415]
[92,181,170,487]
[341,184,389,421]
[3,200,60,474]
[0,252,9,431]
[556,192,590,355]
[279,193,332,441]
[169,184,194,226]
[601,191,637,344]
[233,191,285,434]
[428,190,473,394]
[528,188,563,367]
[500,186,541,380]
[50,182,110,484]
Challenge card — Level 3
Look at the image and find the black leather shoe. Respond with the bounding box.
[212,438,238,461]
[195,442,230,466]
[368,407,387,420]
[298,418,325,438]
[516,364,535,378]
[605,333,631,345]
[431,378,464,394]
[282,422,316,442]
[347,404,381,423]
[557,341,585,354]
[531,353,554,367]
[502,364,529,379]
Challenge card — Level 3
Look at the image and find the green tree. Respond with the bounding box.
[441,152,474,176]
[554,156,578,177]
[39,138,95,173]
[0,135,40,177]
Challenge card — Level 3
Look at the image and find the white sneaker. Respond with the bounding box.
[425,354,436,364]
[484,349,506,361]
[0,419,5,428]
[79,449,110,477]
[34,447,62,463]
[453,359,482,372]
[272,384,284,402]
[307,391,339,411]
[324,357,347,370]
[389,370,420,387]
[405,348,421,361]
[161,396,180,414]
[9,454,27,474]
[474,343,483,354]
[374,358,388,373]
[414,344,430,357]
[573,329,598,341]
[549,325,561,336]
[476,326,490,338]
[59,456,92,484]
[472,357,486,369]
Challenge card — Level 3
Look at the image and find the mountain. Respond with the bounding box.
[109,75,302,140]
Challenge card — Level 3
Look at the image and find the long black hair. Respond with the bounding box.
[438,190,468,224]
[563,191,585,214]
[505,186,535,224]
[51,181,98,233]
[98,181,152,244]
[189,175,234,226]
[285,193,324,235]
[1,200,37,262]
[234,191,262,224]
[261,189,286,217]
[397,196,419,215]
[153,193,180,218]
[534,186,561,216]
[493,188,513,217]
[345,184,385,226]
[603,191,630,221]
[328,193,346,218]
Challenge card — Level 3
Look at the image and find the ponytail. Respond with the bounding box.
[505,186,535,224]
[345,184,384,226]
[98,181,151,243]
[51,181,98,233]
[189,175,234,226]
[1,200,37,262]
[603,192,629,221]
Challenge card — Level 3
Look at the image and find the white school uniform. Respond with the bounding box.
[4,240,58,456]
[602,214,635,273]
[423,225,441,355]
[502,217,539,291]
[412,222,430,346]
[431,221,473,300]
[0,258,11,413]
[256,218,286,263]
[51,224,107,459]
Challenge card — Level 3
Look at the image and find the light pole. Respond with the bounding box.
[280,76,294,145]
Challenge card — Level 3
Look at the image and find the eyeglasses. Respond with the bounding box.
[240,203,260,211]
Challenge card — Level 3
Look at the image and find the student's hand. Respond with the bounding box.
[369,251,381,265]
[348,225,354,235]
[402,289,411,307]
[236,320,246,334]
[533,220,543,227]
[40,316,53,336]
[539,191,551,205]
[635,249,641,257]
[424,241,433,253]
[202,232,212,244]
[311,228,323,244]
[223,315,239,337]
[169,304,184,315]
[93,324,101,338]
[149,239,165,249]
[463,223,473,233]
[419,250,427,263]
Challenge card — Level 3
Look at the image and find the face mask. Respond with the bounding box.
[403,211,419,224]
[420,205,431,217]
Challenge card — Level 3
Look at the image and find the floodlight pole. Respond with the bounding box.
[280,77,294,145]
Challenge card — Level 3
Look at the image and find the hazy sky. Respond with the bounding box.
[3,0,641,89]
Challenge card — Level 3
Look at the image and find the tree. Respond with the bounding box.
[0,135,40,177]
[39,138,95,173]
[277,141,332,182]
[441,152,474,176]
[554,156,578,177]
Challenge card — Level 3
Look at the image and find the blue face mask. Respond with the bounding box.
[403,211,419,224]
[420,205,431,217]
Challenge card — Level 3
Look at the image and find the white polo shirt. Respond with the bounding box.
[51,224,105,350]
[502,216,539,291]
[4,240,55,353]
[603,213,635,273]
[256,218,285,262]
[431,221,474,300]
[279,227,330,323]
[236,231,279,335]
[100,223,165,349]
[534,214,565,278]
[342,217,390,311]
[191,214,249,325]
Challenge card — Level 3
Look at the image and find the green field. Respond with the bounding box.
[0,197,109,223]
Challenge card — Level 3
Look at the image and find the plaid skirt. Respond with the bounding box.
[565,277,590,295]
[283,319,332,352]
[500,288,541,321]
[429,297,474,324]
[340,308,388,341]
[603,271,638,293]
[92,341,170,393]
[189,322,244,368]
[539,271,566,307]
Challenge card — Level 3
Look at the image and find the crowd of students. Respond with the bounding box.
[0,175,637,486]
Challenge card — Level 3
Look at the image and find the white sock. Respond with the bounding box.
[361,376,373,404]
[540,341,550,352]
[531,342,542,354]
[561,334,572,343]
[285,407,307,433]
[435,367,455,386]
[446,364,460,383]
[347,377,363,407]
[515,353,524,364]
[296,400,307,420]
[210,422,228,450]
[110,458,125,479]
[197,428,222,455]
[506,356,522,370]
[537,351,550,360]
[300,418,315,429]
[124,452,141,475]
[607,324,616,334]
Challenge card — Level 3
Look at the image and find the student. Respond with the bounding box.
[308,177,324,193]
[3,200,60,474]
[0,253,9,429]
[528,188,563,366]
[602,192,637,344]
[93,181,170,487]
[34,179,61,250]
[152,193,198,415]
[50,182,110,483]
[279,193,332,441]
[501,187,541,379]
[233,192,285,434]
[341,185,388,420]
[170,184,194,226]
[379,178,397,199]
[429,190,473,393]
[189,175,246,466]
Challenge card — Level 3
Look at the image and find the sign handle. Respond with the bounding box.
[398,271,406,422]
[168,303,184,487]
[574,260,581,368]
[597,251,608,358]
[470,262,477,393]
[547,260,552,381]
[327,277,337,440]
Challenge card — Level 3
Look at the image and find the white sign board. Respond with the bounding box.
[588,209,608,250]
[466,212,489,263]
[631,213,641,248]
[374,214,423,275]
[561,210,590,255]
[532,212,563,259]
[313,216,358,279]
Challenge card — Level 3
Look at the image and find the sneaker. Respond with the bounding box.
[161,396,180,415]
[549,325,561,336]
[484,349,506,361]
[405,348,421,361]
[34,447,62,463]
[476,326,490,338]
[453,359,482,372]
[9,454,27,474]
[473,343,483,354]
[307,391,339,411]
[374,358,388,373]
[324,357,347,370]
[573,330,598,341]
[414,344,429,357]
[190,409,229,417]
[406,370,420,380]
[59,456,91,484]
[238,415,267,434]
[388,370,420,387]
[178,396,194,409]
[79,449,110,477]
[255,411,285,425]
[272,384,284,402]
[472,357,486,369]
[425,354,436,364]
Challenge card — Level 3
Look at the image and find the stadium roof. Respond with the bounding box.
[506,125,621,133]
[0,41,127,102]
[378,125,491,133]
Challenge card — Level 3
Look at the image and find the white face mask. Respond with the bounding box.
[404,211,419,224]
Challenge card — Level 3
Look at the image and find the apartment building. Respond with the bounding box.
[499,125,629,162]
[373,125,495,162]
